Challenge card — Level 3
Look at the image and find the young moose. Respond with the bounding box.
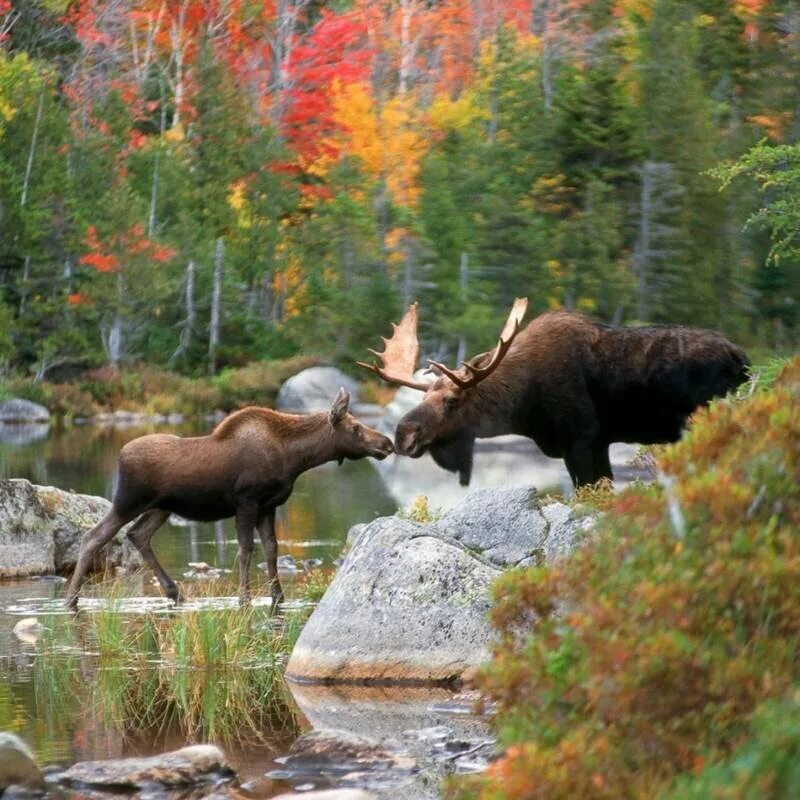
[65,389,393,609]
[359,300,749,488]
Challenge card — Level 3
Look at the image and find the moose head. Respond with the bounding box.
[328,387,395,463]
[358,299,528,485]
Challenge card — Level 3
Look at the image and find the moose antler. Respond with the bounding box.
[428,297,528,389]
[357,303,432,391]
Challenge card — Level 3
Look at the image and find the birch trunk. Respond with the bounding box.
[21,91,44,209]
[171,260,195,363]
[208,238,224,376]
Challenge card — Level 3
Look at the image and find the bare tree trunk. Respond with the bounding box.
[171,260,195,363]
[261,271,274,320]
[18,91,44,316]
[634,165,653,321]
[148,150,160,237]
[21,91,44,209]
[398,0,414,95]
[104,271,125,367]
[456,252,468,364]
[18,256,30,316]
[208,238,224,376]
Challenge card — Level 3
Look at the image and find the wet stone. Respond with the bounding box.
[272,790,377,800]
[268,730,415,790]
[0,732,45,791]
[55,744,233,790]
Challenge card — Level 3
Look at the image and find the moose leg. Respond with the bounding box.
[591,443,613,482]
[256,507,284,609]
[125,509,179,603]
[235,503,259,606]
[65,508,131,609]
[564,442,598,489]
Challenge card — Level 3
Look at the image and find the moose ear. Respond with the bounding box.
[329,387,350,426]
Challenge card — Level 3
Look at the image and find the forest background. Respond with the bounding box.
[0,0,798,389]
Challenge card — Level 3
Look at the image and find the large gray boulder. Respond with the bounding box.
[0,732,44,791]
[277,367,359,412]
[287,516,502,683]
[0,480,54,577]
[288,487,595,684]
[0,398,50,424]
[0,479,142,577]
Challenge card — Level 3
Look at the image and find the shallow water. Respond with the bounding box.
[0,422,397,795]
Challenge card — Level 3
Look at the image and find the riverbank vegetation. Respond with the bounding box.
[0,356,317,420]
[1,1,799,388]
[452,357,800,798]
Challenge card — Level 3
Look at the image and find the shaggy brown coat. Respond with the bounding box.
[395,311,750,487]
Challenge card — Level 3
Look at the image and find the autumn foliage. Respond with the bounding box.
[452,359,800,799]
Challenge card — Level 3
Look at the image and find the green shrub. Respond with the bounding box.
[666,693,800,799]
[453,357,800,800]
[212,355,319,411]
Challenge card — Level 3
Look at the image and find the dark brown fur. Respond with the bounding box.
[395,311,750,487]
[65,390,393,609]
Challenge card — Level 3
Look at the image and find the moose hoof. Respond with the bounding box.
[166,586,184,606]
[269,593,285,614]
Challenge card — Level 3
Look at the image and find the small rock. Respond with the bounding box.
[57,744,232,788]
[272,790,377,800]
[0,732,45,791]
[269,730,414,785]
[12,618,44,645]
[277,555,301,572]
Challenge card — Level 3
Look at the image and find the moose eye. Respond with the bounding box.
[443,397,459,412]
[353,423,362,433]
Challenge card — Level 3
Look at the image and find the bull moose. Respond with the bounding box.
[359,299,749,488]
[65,389,393,610]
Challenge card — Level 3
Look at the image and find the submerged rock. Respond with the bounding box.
[273,790,377,800]
[12,618,44,645]
[0,732,45,791]
[283,684,495,799]
[274,729,415,780]
[287,486,595,684]
[276,367,359,413]
[0,478,142,578]
[56,744,231,789]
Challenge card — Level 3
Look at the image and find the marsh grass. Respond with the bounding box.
[34,581,316,746]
